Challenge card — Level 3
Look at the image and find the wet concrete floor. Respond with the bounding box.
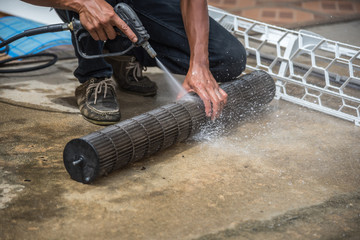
[1,21,360,240]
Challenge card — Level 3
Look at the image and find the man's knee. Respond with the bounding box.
[226,38,247,78]
[212,36,247,82]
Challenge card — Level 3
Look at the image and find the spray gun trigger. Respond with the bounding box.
[78,32,90,42]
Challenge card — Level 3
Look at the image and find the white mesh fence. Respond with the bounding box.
[209,6,360,126]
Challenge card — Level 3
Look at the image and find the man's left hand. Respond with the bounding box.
[178,63,228,120]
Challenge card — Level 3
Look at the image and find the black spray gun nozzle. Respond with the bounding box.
[141,41,157,58]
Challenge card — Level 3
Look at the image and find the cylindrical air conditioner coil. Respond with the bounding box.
[63,70,276,183]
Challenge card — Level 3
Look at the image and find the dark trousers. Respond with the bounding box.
[56,0,247,83]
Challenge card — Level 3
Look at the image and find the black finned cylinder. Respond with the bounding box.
[63,70,276,183]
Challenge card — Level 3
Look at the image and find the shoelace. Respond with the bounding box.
[93,79,114,104]
[126,57,147,82]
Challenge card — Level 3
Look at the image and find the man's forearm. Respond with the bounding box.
[21,0,82,12]
[20,0,137,42]
[180,0,209,68]
[179,0,228,120]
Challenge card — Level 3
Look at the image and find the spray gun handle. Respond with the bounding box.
[114,3,157,58]
[70,4,148,45]
[114,3,149,46]
[70,3,157,59]
[69,19,89,42]
[70,18,135,59]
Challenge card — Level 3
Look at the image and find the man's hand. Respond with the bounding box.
[21,0,137,42]
[178,63,227,120]
[77,0,137,42]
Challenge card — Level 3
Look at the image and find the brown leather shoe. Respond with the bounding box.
[105,56,158,97]
[75,78,121,125]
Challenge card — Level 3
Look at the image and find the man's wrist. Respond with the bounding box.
[189,56,209,70]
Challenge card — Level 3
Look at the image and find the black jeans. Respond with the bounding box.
[57,0,247,83]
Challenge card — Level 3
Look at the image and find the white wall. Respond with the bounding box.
[0,0,62,24]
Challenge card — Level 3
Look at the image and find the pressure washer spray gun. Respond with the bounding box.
[70,3,157,59]
[0,3,157,60]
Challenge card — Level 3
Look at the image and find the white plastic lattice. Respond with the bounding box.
[209,6,360,126]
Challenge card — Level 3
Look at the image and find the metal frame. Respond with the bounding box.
[209,6,360,126]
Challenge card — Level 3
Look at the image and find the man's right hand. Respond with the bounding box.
[76,0,137,42]
[22,0,138,42]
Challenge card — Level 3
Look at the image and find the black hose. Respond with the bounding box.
[0,53,58,73]
[0,23,69,73]
[0,23,69,49]
[0,38,9,55]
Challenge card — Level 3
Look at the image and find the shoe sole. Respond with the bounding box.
[82,116,120,126]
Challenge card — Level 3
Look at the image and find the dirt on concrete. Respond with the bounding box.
[1,74,359,239]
